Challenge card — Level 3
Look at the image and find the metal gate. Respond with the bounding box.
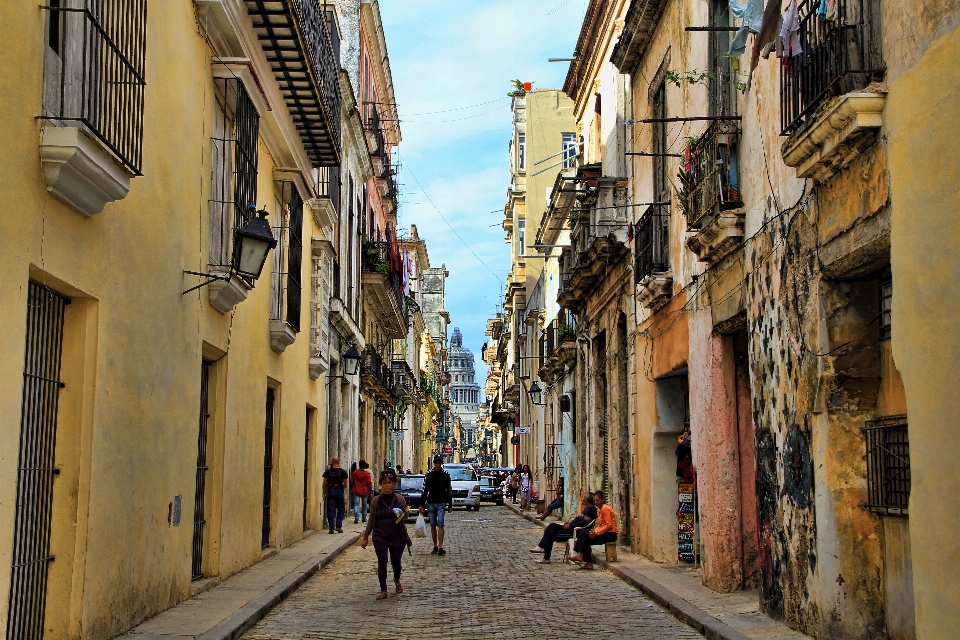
[192,361,212,580]
[7,282,69,640]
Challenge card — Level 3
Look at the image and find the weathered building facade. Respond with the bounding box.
[487,0,960,638]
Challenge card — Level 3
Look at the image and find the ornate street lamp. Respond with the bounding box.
[341,344,362,376]
[232,205,278,279]
[528,381,544,406]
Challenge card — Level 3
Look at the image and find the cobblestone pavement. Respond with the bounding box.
[242,506,703,640]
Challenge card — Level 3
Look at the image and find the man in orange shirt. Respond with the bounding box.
[568,490,618,570]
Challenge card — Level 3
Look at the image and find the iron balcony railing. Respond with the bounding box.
[634,203,671,282]
[314,165,340,213]
[42,3,148,175]
[685,120,743,229]
[780,0,882,134]
[361,240,409,324]
[246,0,342,165]
[363,102,388,167]
[362,346,393,392]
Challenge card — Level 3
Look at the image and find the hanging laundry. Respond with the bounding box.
[825,0,838,20]
[818,0,827,20]
[781,0,802,57]
[729,0,765,57]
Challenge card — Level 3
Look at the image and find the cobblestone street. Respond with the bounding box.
[242,506,703,639]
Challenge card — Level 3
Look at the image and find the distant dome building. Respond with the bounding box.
[448,328,481,457]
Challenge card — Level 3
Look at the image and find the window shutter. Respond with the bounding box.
[286,188,304,331]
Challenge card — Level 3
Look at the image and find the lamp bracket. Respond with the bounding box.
[181,270,232,296]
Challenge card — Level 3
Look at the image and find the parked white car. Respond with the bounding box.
[442,464,482,510]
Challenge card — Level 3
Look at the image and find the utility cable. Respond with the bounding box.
[400,152,504,287]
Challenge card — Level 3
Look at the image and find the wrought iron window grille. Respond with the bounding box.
[41,1,148,175]
[7,282,69,640]
[863,415,909,516]
[269,180,304,332]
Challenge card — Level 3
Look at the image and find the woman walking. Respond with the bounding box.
[360,468,412,599]
[519,464,532,511]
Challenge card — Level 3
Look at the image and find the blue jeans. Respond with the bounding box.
[353,494,369,522]
[543,497,564,518]
[326,490,345,530]
[426,502,447,527]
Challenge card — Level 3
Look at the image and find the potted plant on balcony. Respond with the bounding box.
[557,324,576,343]
[374,258,389,273]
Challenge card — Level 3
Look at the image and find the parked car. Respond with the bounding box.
[479,476,504,506]
[442,464,482,510]
[397,474,425,520]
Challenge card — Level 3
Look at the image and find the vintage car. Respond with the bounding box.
[478,475,504,505]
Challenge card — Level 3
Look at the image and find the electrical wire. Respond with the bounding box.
[400,151,504,287]
[402,104,510,124]
[399,97,510,117]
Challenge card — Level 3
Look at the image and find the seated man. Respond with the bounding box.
[568,490,618,570]
[536,477,564,521]
[530,492,597,563]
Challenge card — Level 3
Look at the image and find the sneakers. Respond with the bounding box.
[336,527,343,533]
[328,530,335,534]
[431,547,439,555]
[535,558,551,564]
[529,547,544,553]
[437,548,446,556]
[354,518,359,524]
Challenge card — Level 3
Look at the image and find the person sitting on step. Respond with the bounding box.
[567,490,618,570]
[529,491,597,563]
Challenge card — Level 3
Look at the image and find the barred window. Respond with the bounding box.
[270,181,304,332]
[879,270,892,340]
[863,416,910,516]
[210,77,260,272]
[42,0,148,174]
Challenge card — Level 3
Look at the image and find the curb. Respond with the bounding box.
[196,532,360,640]
[504,503,750,640]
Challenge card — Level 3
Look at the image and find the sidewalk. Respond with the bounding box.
[506,503,810,640]
[116,521,365,640]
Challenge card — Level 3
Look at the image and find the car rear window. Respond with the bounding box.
[445,467,477,481]
[400,477,424,491]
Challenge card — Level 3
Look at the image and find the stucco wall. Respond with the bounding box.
[886,25,960,639]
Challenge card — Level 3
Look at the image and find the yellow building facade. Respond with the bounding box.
[0,2,355,637]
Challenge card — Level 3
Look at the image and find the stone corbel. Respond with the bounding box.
[781,92,887,182]
[40,126,131,216]
[269,320,297,354]
[686,209,746,266]
[208,271,250,314]
[636,273,673,311]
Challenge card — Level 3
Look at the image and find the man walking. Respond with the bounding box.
[350,460,373,524]
[322,456,348,534]
[419,455,453,555]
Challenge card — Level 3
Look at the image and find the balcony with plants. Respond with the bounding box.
[361,236,409,338]
[538,309,577,385]
[679,121,746,266]
[779,0,885,181]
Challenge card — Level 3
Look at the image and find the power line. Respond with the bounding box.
[399,97,510,117]
[400,152,504,287]
[402,104,510,124]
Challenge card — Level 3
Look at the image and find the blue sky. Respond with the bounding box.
[379,0,587,380]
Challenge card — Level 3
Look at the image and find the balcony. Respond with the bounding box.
[361,240,409,338]
[780,0,882,136]
[538,309,577,385]
[555,169,631,313]
[309,165,339,230]
[682,121,746,265]
[361,346,393,400]
[246,0,342,166]
[363,103,389,176]
[634,204,673,311]
[391,360,418,402]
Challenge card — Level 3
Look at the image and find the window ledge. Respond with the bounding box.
[269,320,297,354]
[686,209,746,266]
[309,197,336,230]
[40,126,131,216]
[636,273,673,311]
[208,272,250,314]
[781,92,886,182]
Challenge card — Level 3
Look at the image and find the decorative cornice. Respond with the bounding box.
[610,0,670,76]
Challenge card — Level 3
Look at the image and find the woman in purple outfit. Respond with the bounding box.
[360,468,412,599]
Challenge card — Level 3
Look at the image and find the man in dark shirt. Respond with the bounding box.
[322,456,348,534]
[419,455,453,555]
